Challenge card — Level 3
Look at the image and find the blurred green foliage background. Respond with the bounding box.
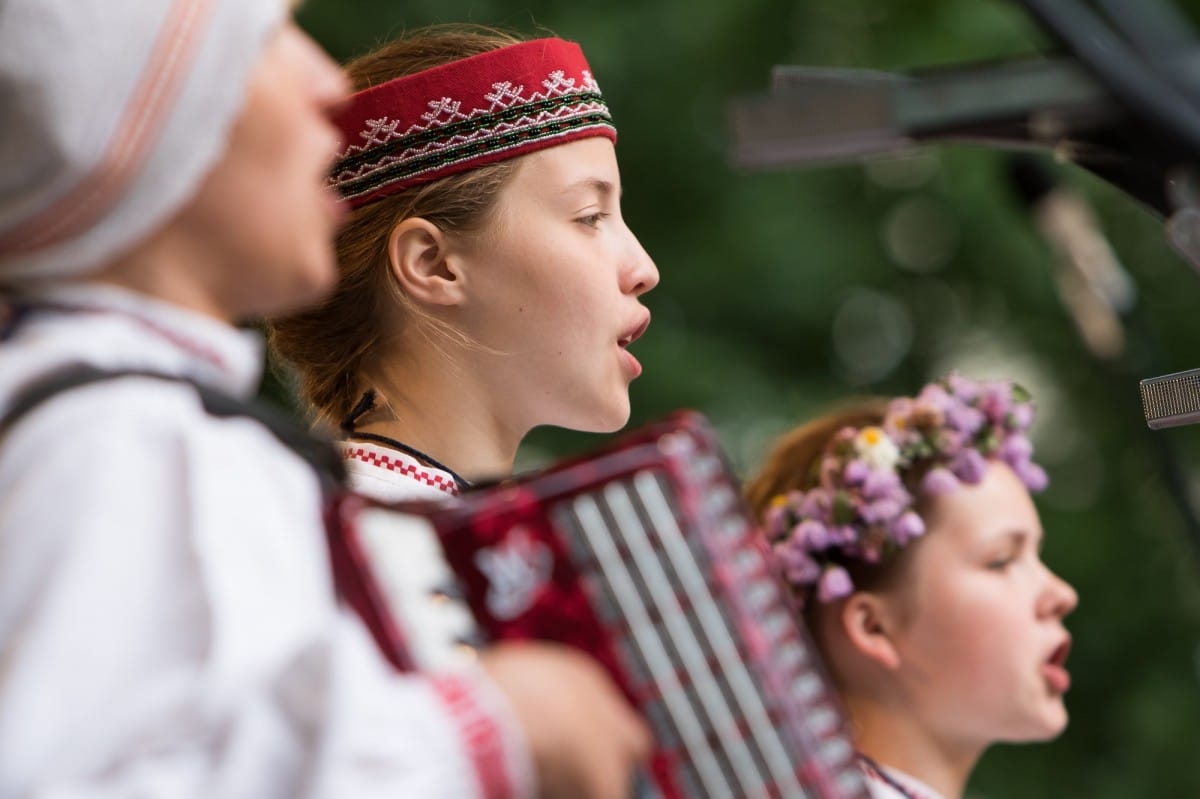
[294,1,1200,795]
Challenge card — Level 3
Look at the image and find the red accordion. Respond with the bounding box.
[326,411,867,799]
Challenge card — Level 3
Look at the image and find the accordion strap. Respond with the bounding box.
[0,363,346,488]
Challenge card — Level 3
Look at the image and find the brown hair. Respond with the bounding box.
[744,399,922,624]
[268,25,526,426]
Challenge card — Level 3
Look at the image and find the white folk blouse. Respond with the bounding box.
[0,283,530,799]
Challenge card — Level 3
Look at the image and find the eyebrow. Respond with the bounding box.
[997,528,1043,551]
[560,177,619,199]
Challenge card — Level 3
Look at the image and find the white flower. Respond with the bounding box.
[854,426,901,472]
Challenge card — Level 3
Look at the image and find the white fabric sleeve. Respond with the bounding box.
[0,382,535,799]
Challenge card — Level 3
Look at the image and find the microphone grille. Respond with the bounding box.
[1140,368,1200,429]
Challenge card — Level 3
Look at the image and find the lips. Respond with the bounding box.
[1042,636,1072,694]
[618,313,651,349]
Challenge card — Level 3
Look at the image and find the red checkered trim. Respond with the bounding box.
[343,446,461,496]
[431,673,519,799]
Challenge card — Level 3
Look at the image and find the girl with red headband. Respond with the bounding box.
[266,24,656,799]
[269,25,659,499]
[744,374,1078,799]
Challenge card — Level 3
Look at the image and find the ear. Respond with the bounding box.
[839,592,902,671]
[387,217,467,307]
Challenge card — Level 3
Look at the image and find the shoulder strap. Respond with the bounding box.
[0,364,346,487]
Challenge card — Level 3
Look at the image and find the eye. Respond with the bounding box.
[576,211,610,229]
[986,555,1014,571]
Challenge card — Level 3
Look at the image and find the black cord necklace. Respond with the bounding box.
[340,390,472,491]
[858,754,938,799]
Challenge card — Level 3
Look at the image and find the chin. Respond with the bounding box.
[259,259,338,318]
[1011,707,1069,743]
[1044,707,1070,739]
[563,395,631,435]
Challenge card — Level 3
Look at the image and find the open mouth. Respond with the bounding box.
[1042,636,1072,693]
[1048,637,1071,668]
[618,314,651,348]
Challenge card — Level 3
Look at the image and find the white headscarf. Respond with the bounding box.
[0,0,286,283]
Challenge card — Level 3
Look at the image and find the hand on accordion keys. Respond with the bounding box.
[481,642,653,799]
[327,411,869,798]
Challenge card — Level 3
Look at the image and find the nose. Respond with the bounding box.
[620,230,659,297]
[1037,564,1078,619]
[296,28,351,112]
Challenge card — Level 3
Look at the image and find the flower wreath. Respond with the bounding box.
[763,373,1047,604]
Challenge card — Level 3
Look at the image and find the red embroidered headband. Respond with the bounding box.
[330,38,617,209]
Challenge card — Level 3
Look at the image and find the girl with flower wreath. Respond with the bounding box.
[744,374,1078,799]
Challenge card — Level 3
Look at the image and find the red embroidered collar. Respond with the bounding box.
[343,444,462,496]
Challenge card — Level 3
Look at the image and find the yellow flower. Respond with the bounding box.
[854,426,901,471]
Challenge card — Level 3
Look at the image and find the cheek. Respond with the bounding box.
[922,597,1030,693]
[905,582,1012,666]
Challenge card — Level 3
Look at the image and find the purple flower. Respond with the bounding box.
[999,434,1033,465]
[774,543,821,586]
[1012,460,1049,493]
[946,373,981,403]
[945,404,985,436]
[917,383,954,413]
[794,519,834,551]
[817,565,854,602]
[950,448,988,484]
[860,498,904,525]
[979,382,1013,423]
[935,428,967,456]
[890,511,926,544]
[843,459,870,486]
[800,489,832,520]
[861,468,903,500]
[832,525,859,546]
[921,466,959,496]
[1009,403,1035,430]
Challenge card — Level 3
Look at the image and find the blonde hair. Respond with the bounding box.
[268,25,526,426]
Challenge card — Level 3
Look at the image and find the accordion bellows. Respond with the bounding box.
[327,411,869,798]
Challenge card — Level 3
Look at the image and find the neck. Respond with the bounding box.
[90,226,234,324]
[353,351,527,483]
[846,696,983,799]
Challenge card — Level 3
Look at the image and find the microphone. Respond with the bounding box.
[1007,155,1136,362]
[1140,368,1200,429]
[727,53,1200,218]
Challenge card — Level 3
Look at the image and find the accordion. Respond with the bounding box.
[326,411,867,799]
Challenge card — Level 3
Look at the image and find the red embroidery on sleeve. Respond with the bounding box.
[431,674,517,799]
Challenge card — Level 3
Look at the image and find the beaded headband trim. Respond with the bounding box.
[330,38,616,209]
[763,373,1047,605]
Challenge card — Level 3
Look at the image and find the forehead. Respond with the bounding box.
[503,137,621,200]
[922,461,1042,547]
